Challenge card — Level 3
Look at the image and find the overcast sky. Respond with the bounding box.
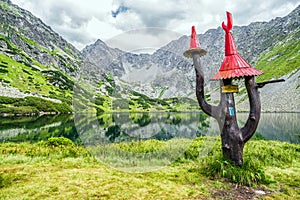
[11,0,300,51]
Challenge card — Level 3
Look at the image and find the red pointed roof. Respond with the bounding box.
[183,26,207,58]
[211,12,263,80]
[190,26,201,49]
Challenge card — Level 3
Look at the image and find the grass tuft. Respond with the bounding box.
[200,151,271,186]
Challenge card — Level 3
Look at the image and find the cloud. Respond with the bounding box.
[11,0,117,50]
[11,0,300,50]
[112,0,188,29]
[106,28,183,53]
[112,0,299,33]
[226,0,299,25]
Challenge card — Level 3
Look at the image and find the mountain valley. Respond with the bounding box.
[0,0,299,114]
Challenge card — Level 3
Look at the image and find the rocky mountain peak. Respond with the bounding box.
[95,39,107,46]
[81,5,299,111]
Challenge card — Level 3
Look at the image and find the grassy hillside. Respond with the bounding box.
[92,74,200,113]
[255,30,300,82]
[0,54,73,99]
[235,30,299,109]
[0,1,81,74]
[0,0,86,115]
[0,49,199,115]
[0,50,76,114]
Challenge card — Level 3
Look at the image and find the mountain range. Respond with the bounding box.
[0,0,299,114]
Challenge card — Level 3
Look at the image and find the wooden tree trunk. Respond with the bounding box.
[219,79,244,166]
[193,53,261,166]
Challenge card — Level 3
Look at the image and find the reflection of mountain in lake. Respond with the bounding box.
[237,113,300,144]
[0,115,79,143]
[0,113,299,144]
[75,112,212,145]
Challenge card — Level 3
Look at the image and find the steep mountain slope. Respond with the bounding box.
[81,39,124,79]
[240,30,300,112]
[0,0,81,74]
[82,38,194,98]
[0,0,81,114]
[83,5,300,112]
[0,0,198,115]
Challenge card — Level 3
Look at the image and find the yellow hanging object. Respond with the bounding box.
[221,85,239,93]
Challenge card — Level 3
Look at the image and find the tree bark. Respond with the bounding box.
[193,54,220,119]
[218,79,244,166]
[241,76,261,143]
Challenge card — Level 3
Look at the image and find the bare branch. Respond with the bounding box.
[241,76,261,143]
[256,79,285,88]
[193,53,221,119]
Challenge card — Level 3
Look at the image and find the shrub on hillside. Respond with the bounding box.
[0,96,72,114]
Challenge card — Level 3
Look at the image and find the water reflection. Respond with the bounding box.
[0,114,79,143]
[0,112,299,144]
[74,112,212,145]
[74,112,215,171]
[238,112,300,143]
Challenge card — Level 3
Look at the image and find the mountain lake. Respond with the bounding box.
[0,112,299,145]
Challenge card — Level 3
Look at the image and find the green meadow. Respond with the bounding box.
[0,137,299,199]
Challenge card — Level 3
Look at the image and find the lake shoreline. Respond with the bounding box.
[1,110,300,117]
[0,111,73,117]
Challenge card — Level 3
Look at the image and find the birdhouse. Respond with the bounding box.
[183,26,207,58]
[211,12,263,82]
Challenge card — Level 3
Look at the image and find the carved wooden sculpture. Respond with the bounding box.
[184,12,264,166]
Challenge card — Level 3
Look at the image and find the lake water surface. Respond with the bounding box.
[0,112,299,144]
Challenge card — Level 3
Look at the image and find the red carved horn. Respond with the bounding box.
[222,11,233,33]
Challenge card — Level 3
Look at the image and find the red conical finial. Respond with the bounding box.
[190,26,201,49]
[211,12,263,80]
[183,26,207,58]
